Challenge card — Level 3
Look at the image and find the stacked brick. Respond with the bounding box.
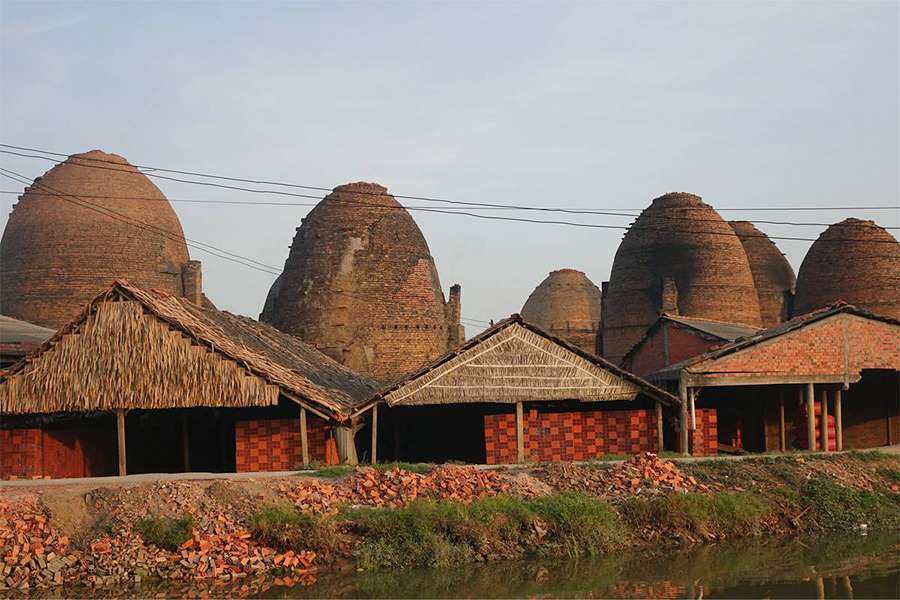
[602,193,762,364]
[0,150,196,328]
[730,221,796,327]
[690,409,718,456]
[483,408,658,464]
[234,417,331,472]
[520,269,602,354]
[0,427,116,479]
[794,218,900,319]
[260,182,462,383]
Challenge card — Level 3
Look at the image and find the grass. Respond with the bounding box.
[345,492,626,570]
[621,492,773,539]
[299,465,354,479]
[800,477,900,530]
[250,504,346,561]
[135,515,193,551]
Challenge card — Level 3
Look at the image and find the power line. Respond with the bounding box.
[3,144,898,219]
[1,189,887,230]
[0,168,282,276]
[4,150,899,243]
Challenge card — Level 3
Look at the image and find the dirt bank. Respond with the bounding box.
[2,452,898,592]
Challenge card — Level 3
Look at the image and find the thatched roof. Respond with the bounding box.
[374,315,677,408]
[0,281,377,418]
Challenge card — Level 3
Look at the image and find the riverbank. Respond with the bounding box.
[2,451,898,593]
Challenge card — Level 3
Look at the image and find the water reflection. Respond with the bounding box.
[47,531,900,598]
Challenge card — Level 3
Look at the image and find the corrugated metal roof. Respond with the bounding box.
[663,315,760,342]
[0,315,55,344]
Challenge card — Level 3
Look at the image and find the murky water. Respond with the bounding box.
[48,532,900,598]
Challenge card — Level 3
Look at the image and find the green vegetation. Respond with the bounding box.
[800,477,900,530]
[135,515,193,551]
[346,492,625,570]
[876,466,900,484]
[621,493,773,539]
[298,465,353,479]
[250,504,346,561]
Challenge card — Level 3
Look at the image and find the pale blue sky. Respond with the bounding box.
[1,1,898,329]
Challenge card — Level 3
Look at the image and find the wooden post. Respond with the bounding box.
[806,383,816,451]
[834,388,843,452]
[655,401,664,453]
[778,387,786,452]
[820,388,829,452]
[116,410,127,477]
[181,412,190,472]
[370,405,378,465]
[515,402,525,463]
[679,375,690,456]
[299,407,310,467]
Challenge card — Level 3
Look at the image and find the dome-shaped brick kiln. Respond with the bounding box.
[261,182,463,383]
[601,192,762,364]
[0,150,201,328]
[521,269,601,354]
[729,221,796,327]
[794,218,900,318]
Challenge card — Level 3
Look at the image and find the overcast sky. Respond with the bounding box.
[1,1,898,330]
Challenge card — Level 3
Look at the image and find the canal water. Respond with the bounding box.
[56,531,900,598]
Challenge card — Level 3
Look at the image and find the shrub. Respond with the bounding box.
[135,515,193,551]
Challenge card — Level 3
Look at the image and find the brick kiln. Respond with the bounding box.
[520,269,601,354]
[0,150,207,328]
[601,192,762,365]
[729,221,796,327]
[794,218,900,319]
[260,182,463,383]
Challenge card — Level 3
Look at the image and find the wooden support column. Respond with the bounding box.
[679,375,690,456]
[181,412,190,472]
[655,401,664,453]
[370,405,378,465]
[778,388,786,452]
[806,383,816,451]
[299,407,310,467]
[820,388,829,452]
[834,388,843,452]
[515,402,525,463]
[116,410,127,477]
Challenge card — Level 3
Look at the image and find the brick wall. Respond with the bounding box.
[483,408,659,464]
[234,416,333,472]
[693,315,900,382]
[0,427,116,479]
[627,324,724,376]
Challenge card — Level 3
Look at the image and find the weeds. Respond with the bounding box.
[299,466,353,479]
[250,504,346,561]
[800,477,900,530]
[621,493,772,538]
[135,515,193,551]
[373,462,433,474]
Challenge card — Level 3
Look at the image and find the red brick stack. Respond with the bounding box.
[0,429,42,478]
[234,418,329,472]
[484,408,657,464]
[690,408,718,456]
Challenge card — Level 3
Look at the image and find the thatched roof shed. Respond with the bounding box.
[376,315,676,408]
[0,281,377,419]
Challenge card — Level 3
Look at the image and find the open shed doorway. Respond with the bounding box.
[124,408,237,474]
[387,404,511,464]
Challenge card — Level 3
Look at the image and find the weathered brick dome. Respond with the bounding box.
[602,192,762,364]
[521,269,601,354]
[794,218,900,318]
[729,221,796,327]
[0,150,196,328]
[261,182,462,383]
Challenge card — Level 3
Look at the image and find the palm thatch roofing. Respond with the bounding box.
[373,315,677,408]
[0,281,377,418]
